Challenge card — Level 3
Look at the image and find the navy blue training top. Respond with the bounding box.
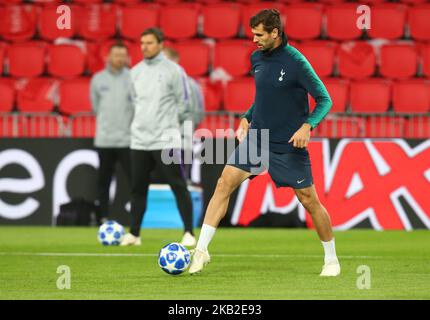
[243,34,332,153]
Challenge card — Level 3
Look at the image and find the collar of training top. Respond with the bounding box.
[262,32,289,57]
[143,51,165,65]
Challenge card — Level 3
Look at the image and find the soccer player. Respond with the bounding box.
[90,42,133,223]
[120,28,196,247]
[189,9,341,276]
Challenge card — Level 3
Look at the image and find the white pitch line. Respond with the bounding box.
[0,252,389,259]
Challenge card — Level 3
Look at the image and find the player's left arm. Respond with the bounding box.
[289,57,332,148]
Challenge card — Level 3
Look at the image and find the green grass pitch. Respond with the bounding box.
[0,227,429,300]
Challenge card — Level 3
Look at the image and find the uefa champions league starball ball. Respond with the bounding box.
[97,220,125,246]
[158,242,191,275]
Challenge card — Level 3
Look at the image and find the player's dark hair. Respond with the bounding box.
[141,27,164,43]
[109,41,128,52]
[250,9,283,34]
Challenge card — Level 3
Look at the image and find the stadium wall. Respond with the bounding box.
[0,138,429,230]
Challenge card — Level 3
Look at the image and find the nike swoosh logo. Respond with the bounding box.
[297,179,306,184]
[255,69,260,73]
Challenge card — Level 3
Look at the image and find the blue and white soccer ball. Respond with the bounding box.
[98,220,125,246]
[158,242,191,275]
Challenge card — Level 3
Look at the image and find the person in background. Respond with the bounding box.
[163,46,205,181]
[90,42,133,224]
[120,28,196,247]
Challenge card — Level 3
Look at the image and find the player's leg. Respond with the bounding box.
[96,148,116,222]
[189,165,251,274]
[294,185,340,276]
[154,149,195,246]
[122,150,155,246]
[202,165,251,228]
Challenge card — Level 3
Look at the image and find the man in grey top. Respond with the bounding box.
[90,42,133,222]
[120,28,196,247]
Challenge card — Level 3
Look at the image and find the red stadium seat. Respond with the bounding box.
[78,4,118,41]
[380,44,418,79]
[8,42,46,78]
[313,116,365,138]
[365,116,405,138]
[0,5,38,42]
[241,2,285,39]
[392,80,430,113]
[196,78,223,111]
[359,0,387,3]
[196,0,226,3]
[422,44,430,78]
[154,0,184,4]
[73,0,103,3]
[337,41,376,79]
[297,41,337,77]
[400,0,428,5]
[160,4,199,40]
[59,78,92,115]
[310,78,349,113]
[350,79,391,113]
[214,40,254,77]
[0,79,15,112]
[171,40,211,77]
[408,4,430,41]
[367,4,406,40]
[48,44,86,79]
[38,4,79,41]
[405,116,430,138]
[113,0,141,4]
[202,3,242,39]
[284,4,323,40]
[119,4,159,41]
[0,0,23,3]
[16,78,57,113]
[326,4,363,40]
[224,77,255,112]
[0,43,7,75]
[31,0,63,4]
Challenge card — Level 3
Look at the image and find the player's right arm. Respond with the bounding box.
[237,103,254,142]
[236,52,258,142]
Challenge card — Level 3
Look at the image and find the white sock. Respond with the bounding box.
[196,224,216,252]
[321,238,338,264]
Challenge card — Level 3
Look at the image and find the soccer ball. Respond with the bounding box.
[158,242,191,275]
[98,220,125,246]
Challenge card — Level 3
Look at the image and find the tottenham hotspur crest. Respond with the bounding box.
[278,69,286,81]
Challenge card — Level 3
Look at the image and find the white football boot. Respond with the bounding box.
[120,233,142,246]
[180,232,197,247]
[188,249,211,275]
[320,260,341,277]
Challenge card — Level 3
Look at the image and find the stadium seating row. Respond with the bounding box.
[1,40,430,79]
[1,76,429,114]
[1,113,429,139]
[0,3,430,42]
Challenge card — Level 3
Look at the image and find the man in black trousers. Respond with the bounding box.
[120,28,196,247]
[90,42,133,223]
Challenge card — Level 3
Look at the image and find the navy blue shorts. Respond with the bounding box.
[226,136,313,189]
